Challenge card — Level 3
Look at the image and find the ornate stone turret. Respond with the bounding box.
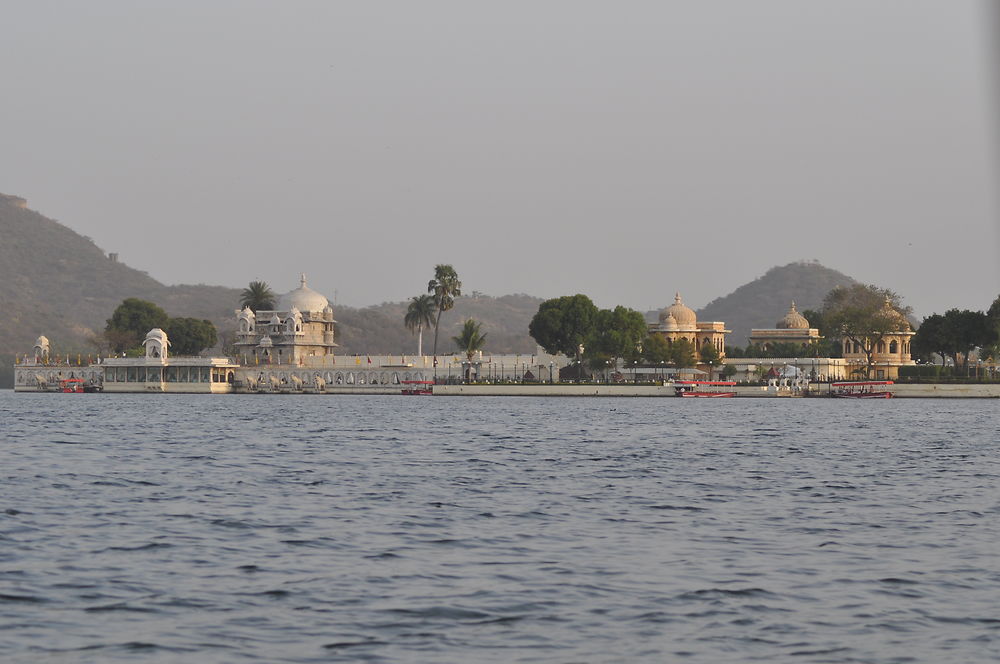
[143,328,169,359]
[33,335,50,363]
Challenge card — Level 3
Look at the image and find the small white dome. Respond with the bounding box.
[661,313,679,331]
[278,274,329,313]
[145,328,168,342]
[34,335,49,347]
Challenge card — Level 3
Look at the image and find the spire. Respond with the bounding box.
[300,273,307,288]
[674,292,683,305]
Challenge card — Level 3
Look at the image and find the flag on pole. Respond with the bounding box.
[367,356,372,364]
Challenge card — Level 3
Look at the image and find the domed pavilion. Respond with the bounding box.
[234,274,337,366]
[649,293,729,358]
[748,302,823,351]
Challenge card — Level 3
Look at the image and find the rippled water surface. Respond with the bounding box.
[1,392,998,663]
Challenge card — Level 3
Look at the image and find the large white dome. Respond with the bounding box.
[278,274,329,313]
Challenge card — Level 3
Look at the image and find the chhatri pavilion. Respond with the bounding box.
[648,293,730,358]
[748,302,823,351]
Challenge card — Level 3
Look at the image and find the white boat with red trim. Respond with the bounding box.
[673,380,737,398]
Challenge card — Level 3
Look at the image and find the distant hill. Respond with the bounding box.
[0,193,244,387]
[0,193,541,386]
[0,193,868,388]
[694,261,858,345]
[335,294,543,356]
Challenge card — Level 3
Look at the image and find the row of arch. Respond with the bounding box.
[246,370,428,387]
[844,340,910,355]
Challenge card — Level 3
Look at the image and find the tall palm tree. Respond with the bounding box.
[404,294,435,356]
[240,280,276,312]
[452,319,487,382]
[427,264,462,356]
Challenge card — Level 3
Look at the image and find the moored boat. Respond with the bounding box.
[58,378,85,393]
[830,380,894,398]
[401,380,434,395]
[674,380,737,397]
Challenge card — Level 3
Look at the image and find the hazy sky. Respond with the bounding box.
[2,1,996,317]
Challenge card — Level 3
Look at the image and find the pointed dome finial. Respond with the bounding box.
[300,273,307,287]
[674,292,683,305]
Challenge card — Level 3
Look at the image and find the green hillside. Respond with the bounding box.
[0,193,541,386]
[0,194,243,386]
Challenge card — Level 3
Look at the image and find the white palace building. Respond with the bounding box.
[14,276,566,393]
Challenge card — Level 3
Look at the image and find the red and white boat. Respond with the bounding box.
[830,380,894,399]
[400,380,434,396]
[673,380,737,398]
[58,378,85,393]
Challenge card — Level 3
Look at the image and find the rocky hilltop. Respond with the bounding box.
[695,261,858,345]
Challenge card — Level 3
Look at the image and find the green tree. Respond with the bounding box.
[165,318,218,356]
[452,319,487,381]
[240,280,276,312]
[821,284,912,378]
[912,313,950,365]
[940,309,992,372]
[588,306,647,367]
[529,294,599,379]
[404,294,436,356]
[641,334,672,364]
[427,264,462,357]
[699,341,721,378]
[981,296,1000,365]
[671,338,697,368]
[106,298,170,353]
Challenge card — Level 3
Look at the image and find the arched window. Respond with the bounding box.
[877,341,885,353]
[889,340,898,353]
[844,341,851,354]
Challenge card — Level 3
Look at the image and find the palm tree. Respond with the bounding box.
[427,264,462,356]
[240,280,276,312]
[452,319,487,382]
[404,294,435,356]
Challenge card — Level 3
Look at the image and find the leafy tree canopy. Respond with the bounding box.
[671,338,697,368]
[528,294,598,360]
[641,334,672,364]
[166,318,218,356]
[106,298,169,346]
[699,342,721,365]
[588,306,647,363]
[821,284,911,374]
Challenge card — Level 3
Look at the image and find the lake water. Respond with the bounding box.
[1,392,998,663]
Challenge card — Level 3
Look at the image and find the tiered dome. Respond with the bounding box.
[776,302,809,329]
[880,297,911,331]
[659,293,697,328]
[277,274,330,313]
